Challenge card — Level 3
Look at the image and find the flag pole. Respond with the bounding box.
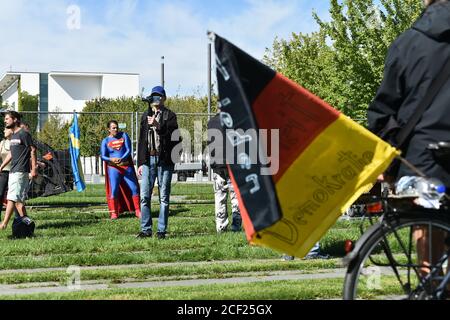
[207,37,213,182]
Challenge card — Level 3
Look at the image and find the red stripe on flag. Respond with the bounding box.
[227,165,256,241]
[252,73,340,182]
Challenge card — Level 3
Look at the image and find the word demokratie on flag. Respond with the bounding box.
[212,33,400,258]
[69,112,86,192]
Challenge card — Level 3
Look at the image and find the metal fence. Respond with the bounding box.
[15,111,215,207]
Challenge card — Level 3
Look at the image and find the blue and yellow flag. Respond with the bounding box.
[69,112,86,192]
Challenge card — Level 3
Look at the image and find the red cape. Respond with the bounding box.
[104,162,140,214]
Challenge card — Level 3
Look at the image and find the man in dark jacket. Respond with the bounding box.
[136,86,180,239]
[368,0,450,187]
[368,0,450,277]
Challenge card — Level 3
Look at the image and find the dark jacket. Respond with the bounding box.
[368,2,450,186]
[137,106,180,167]
[207,114,228,172]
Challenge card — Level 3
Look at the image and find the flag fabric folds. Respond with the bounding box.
[69,112,86,192]
[214,34,400,258]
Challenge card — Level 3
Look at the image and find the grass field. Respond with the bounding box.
[26,183,215,206]
[0,183,371,300]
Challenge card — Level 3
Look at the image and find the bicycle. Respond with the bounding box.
[342,142,450,300]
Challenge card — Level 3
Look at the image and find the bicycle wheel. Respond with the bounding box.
[343,211,450,300]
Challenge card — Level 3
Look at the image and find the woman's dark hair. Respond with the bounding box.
[107,120,119,129]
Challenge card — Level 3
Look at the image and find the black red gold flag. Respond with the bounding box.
[213,33,399,257]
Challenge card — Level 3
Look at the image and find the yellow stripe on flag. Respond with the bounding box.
[252,115,400,257]
[70,134,80,150]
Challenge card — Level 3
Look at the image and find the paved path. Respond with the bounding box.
[0,268,346,296]
[0,257,346,274]
[0,259,306,275]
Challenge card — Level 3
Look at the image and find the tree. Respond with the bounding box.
[166,93,218,160]
[77,94,216,168]
[264,0,424,123]
[37,111,71,150]
[264,31,337,112]
[79,93,217,150]
[79,96,144,159]
[17,78,22,112]
[19,91,39,135]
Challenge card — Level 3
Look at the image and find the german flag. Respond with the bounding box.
[214,34,399,258]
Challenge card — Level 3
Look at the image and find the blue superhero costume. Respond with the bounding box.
[101,132,140,219]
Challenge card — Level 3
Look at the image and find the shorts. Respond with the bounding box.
[7,172,29,203]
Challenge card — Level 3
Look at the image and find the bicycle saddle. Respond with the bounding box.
[428,141,450,161]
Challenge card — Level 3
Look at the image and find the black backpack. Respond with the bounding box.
[12,216,35,239]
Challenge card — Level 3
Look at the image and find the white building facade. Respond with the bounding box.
[0,71,140,114]
[0,71,141,179]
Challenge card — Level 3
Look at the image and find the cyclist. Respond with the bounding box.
[367,0,450,277]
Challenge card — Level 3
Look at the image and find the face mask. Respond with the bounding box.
[151,95,163,104]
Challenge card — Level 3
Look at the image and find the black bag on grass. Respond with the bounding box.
[12,216,35,239]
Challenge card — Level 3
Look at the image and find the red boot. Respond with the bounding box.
[132,195,141,219]
[107,198,119,220]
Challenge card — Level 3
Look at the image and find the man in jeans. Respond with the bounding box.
[0,111,37,230]
[136,86,180,239]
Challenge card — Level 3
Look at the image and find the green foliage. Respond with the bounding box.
[17,78,22,112]
[19,91,39,134]
[167,94,218,157]
[0,99,13,139]
[78,94,217,158]
[264,0,424,123]
[264,31,336,108]
[37,111,71,151]
[79,96,144,157]
[20,91,39,112]
[0,91,39,140]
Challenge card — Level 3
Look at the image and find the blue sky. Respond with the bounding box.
[0,0,330,96]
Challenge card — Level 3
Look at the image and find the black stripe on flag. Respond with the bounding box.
[214,34,282,232]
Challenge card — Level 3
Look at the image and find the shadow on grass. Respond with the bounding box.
[148,207,189,218]
[28,202,105,208]
[322,240,350,258]
[37,219,102,230]
[6,234,36,240]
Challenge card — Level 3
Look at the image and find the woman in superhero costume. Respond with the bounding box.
[101,120,140,220]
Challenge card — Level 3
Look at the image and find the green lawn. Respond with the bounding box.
[0,183,366,300]
[27,183,215,206]
[0,206,361,270]
[0,279,347,300]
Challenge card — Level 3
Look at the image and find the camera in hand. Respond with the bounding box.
[142,95,163,105]
[142,95,163,117]
[142,95,153,104]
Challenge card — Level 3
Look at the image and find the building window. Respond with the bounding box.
[39,73,49,130]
